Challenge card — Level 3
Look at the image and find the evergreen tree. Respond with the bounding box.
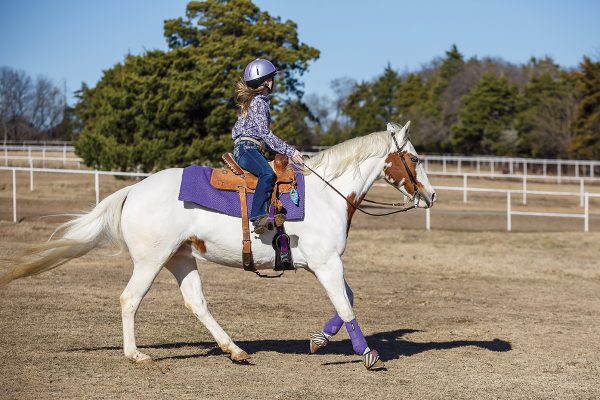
[569,56,600,159]
[75,0,319,171]
[342,64,401,137]
[517,72,577,158]
[450,74,521,155]
[270,99,317,149]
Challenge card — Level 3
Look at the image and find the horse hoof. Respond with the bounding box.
[127,351,153,364]
[363,349,384,370]
[230,350,250,363]
[309,331,329,354]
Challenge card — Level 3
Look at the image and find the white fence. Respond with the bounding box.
[3,144,599,179]
[427,186,599,233]
[428,171,600,207]
[423,155,599,179]
[1,166,149,223]
[2,165,599,232]
[2,145,81,167]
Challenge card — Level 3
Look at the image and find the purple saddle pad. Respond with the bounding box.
[178,165,305,221]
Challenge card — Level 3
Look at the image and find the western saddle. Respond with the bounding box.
[210,153,297,273]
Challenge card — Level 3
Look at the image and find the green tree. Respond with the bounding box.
[569,56,600,159]
[270,99,317,149]
[342,64,402,138]
[517,72,578,158]
[75,0,319,171]
[451,74,521,155]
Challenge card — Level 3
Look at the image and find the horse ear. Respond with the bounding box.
[402,121,411,140]
[386,122,403,133]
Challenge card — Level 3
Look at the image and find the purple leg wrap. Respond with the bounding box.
[323,313,344,336]
[346,318,368,355]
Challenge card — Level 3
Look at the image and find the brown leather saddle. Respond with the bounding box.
[211,153,296,194]
[210,153,297,273]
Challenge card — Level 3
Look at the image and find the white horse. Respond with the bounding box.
[1,122,435,370]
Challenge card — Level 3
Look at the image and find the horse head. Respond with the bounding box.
[382,121,436,208]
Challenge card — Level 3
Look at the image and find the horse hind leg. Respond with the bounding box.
[120,259,164,363]
[165,247,249,362]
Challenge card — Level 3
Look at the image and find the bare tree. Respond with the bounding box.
[31,76,65,131]
[0,67,67,141]
[330,77,356,127]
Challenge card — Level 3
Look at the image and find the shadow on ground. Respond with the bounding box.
[67,328,512,362]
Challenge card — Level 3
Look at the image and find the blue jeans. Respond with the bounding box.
[234,141,275,221]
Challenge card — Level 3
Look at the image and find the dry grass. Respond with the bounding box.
[0,172,599,399]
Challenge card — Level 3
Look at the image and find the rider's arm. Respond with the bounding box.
[250,98,296,157]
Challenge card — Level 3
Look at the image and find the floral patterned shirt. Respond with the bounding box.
[232,94,296,157]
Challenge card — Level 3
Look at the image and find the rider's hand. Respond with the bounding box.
[291,150,304,164]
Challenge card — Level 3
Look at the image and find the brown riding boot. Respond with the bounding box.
[274,213,286,227]
[252,216,270,234]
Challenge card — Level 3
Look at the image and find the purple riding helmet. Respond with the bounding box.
[244,58,278,88]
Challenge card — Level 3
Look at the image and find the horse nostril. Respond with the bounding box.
[432,192,437,202]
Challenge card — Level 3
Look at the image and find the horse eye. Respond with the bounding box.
[411,156,419,164]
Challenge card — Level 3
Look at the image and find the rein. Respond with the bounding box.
[300,131,425,217]
[301,163,415,217]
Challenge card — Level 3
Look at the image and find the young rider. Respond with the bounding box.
[232,58,304,234]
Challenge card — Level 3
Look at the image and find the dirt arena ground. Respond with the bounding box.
[1,172,599,399]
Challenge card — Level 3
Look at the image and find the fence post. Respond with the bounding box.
[509,159,514,175]
[42,147,46,168]
[575,161,579,177]
[426,208,431,231]
[29,159,34,191]
[443,157,447,173]
[584,193,589,233]
[28,146,32,167]
[463,174,468,203]
[477,158,480,173]
[522,175,527,205]
[457,159,462,174]
[95,170,100,205]
[4,146,7,166]
[507,191,512,231]
[543,160,547,177]
[580,179,584,208]
[12,168,17,223]
[63,144,67,166]
[557,162,561,184]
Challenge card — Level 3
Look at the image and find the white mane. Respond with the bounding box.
[305,130,396,179]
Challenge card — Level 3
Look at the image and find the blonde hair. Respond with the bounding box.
[233,78,266,118]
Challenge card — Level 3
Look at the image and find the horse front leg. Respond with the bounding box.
[310,256,384,370]
[309,279,353,352]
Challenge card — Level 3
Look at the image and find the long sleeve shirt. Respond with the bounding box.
[232,94,296,157]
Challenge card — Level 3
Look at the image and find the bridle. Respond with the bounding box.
[389,130,426,209]
[301,132,427,217]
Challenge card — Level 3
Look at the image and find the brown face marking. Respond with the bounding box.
[346,192,366,235]
[383,152,420,195]
[190,236,207,253]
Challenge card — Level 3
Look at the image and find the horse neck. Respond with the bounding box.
[307,156,385,204]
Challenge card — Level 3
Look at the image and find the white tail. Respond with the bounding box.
[0,185,133,285]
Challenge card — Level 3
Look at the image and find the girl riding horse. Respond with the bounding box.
[232,58,304,234]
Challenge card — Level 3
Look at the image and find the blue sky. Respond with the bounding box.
[1,0,599,104]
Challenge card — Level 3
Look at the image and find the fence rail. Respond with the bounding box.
[1,166,149,223]
[2,165,599,232]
